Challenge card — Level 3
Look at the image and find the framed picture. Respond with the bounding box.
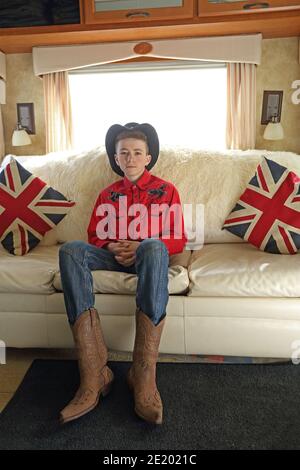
[261,91,283,125]
[17,102,35,134]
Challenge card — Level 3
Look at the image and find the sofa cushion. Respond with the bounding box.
[223,157,300,254]
[0,157,75,255]
[0,241,190,295]
[0,245,59,294]
[15,148,300,248]
[53,248,191,295]
[188,243,300,297]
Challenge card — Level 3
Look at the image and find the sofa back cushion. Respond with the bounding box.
[155,148,300,245]
[14,148,118,246]
[14,147,300,246]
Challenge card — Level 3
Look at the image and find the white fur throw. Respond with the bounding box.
[8,146,300,246]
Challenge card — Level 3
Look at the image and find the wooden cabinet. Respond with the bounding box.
[198,0,300,17]
[82,0,195,24]
[0,0,300,53]
[0,0,81,29]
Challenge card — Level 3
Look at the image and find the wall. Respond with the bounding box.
[2,37,300,156]
[3,53,46,156]
[256,37,300,154]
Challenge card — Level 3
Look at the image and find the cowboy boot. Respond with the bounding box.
[127,308,166,425]
[59,307,114,424]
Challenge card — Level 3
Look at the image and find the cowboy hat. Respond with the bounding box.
[105,122,159,176]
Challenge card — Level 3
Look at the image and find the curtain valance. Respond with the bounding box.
[33,34,262,76]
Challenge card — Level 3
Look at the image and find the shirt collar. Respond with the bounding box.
[123,168,152,190]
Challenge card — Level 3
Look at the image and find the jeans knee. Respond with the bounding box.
[137,239,168,259]
[59,240,87,260]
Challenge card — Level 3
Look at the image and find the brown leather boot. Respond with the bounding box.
[60,307,114,424]
[127,308,165,425]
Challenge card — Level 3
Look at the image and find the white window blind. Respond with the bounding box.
[69,60,227,151]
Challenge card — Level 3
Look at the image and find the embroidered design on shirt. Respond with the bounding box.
[147,184,167,199]
[109,191,126,202]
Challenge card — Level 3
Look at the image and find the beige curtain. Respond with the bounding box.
[0,105,5,163]
[226,63,256,150]
[43,71,73,153]
[33,34,262,75]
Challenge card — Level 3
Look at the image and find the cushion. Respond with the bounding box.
[53,247,191,295]
[0,244,59,294]
[0,157,75,255]
[0,243,190,295]
[15,148,300,246]
[54,266,189,295]
[188,243,300,297]
[222,157,300,254]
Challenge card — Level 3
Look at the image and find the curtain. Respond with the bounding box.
[43,71,73,153]
[0,105,5,163]
[226,63,256,150]
[33,34,262,76]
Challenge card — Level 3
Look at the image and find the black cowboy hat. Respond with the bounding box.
[105,122,159,177]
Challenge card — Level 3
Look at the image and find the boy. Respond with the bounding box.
[58,122,186,425]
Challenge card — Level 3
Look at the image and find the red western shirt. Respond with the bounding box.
[87,169,187,255]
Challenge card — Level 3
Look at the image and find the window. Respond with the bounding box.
[69,60,227,151]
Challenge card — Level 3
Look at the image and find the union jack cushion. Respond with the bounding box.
[222,157,300,254]
[0,157,75,255]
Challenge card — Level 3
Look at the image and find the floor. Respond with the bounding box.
[0,347,286,413]
[0,347,202,413]
[0,348,78,412]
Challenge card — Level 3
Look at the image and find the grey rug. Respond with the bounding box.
[0,359,299,450]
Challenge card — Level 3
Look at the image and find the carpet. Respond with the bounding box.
[0,359,300,450]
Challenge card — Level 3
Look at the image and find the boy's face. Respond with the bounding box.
[114,138,152,181]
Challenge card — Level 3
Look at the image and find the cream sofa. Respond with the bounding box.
[1,146,300,359]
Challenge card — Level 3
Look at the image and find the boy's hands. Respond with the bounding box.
[107,240,140,267]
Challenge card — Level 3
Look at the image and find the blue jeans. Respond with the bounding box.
[58,239,169,326]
